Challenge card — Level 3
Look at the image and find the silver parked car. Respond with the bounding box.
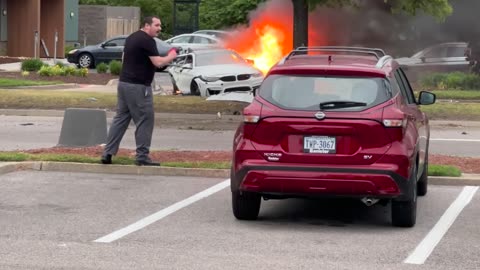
[164,33,222,54]
[396,42,469,82]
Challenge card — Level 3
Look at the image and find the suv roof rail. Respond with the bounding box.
[287,46,386,59]
[280,46,392,68]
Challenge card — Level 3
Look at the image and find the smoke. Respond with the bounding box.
[308,0,480,56]
[226,0,480,58]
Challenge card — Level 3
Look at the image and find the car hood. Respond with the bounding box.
[76,45,100,52]
[193,64,261,76]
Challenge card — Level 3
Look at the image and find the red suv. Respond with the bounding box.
[231,47,436,227]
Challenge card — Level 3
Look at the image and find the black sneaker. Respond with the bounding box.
[101,154,112,164]
[135,160,160,166]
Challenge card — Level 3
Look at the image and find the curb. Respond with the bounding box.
[0,161,229,178]
[1,162,480,186]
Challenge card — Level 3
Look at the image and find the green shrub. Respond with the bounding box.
[37,65,69,77]
[64,66,77,76]
[54,61,66,68]
[37,65,53,76]
[421,72,480,90]
[96,62,109,74]
[21,59,45,72]
[74,68,88,77]
[109,60,122,75]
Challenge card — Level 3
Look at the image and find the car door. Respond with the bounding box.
[170,54,196,94]
[395,68,428,171]
[176,54,196,93]
[421,45,448,66]
[97,37,125,63]
[445,44,470,72]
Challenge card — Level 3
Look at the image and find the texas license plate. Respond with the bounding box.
[303,136,336,153]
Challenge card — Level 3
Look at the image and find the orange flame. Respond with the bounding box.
[224,3,293,74]
[243,25,286,74]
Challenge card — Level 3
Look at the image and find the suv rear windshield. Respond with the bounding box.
[259,74,391,111]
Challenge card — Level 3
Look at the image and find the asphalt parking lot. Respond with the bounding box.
[0,171,478,269]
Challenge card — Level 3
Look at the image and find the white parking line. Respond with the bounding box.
[404,186,479,265]
[94,179,230,243]
[430,138,480,142]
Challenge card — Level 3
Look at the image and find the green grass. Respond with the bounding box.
[0,78,63,87]
[421,102,480,120]
[0,152,230,169]
[0,90,248,114]
[428,164,462,177]
[0,152,465,175]
[416,90,480,100]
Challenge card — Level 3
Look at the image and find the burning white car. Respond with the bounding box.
[168,49,264,100]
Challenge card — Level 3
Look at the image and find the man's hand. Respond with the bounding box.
[167,49,177,60]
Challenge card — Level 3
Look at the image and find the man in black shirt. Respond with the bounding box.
[101,16,177,166]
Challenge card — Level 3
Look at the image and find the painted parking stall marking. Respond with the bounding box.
[94,179,230,243]
[404,186,479,265]
[431,138,480,142]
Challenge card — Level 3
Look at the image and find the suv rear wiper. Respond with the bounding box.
[319,101,367,110]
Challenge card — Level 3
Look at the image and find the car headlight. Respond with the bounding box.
[199,75,221,82]
[252,72,263,78]
[68,49,78,54]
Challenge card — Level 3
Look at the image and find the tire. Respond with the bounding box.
[190,80,200,96]
[391,165,417,227]
[417,155,428,196]
[232,191,261,220]
[78,53,94,68]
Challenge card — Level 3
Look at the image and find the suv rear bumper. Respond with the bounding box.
[232,165,414,201]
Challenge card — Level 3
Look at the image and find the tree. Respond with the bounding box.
[199,0,265,30]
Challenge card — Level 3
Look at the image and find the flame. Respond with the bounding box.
[243,25,286,74]
[224,1,293,74]
[223,0,329,74]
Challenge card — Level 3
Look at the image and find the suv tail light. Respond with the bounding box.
[240,100,263,138]
[382,106,407,142]
[244,115,260,123]
[383,119,406,128]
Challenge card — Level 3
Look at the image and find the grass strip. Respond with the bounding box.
[428,164,462,177]
[0,78,63,87]
[0,152,231,169]
[0,152,464,176]
[0,90,247,114]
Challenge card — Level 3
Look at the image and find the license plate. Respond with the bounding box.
[303,136,336,154]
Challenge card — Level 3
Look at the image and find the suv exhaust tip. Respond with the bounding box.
[361,197,380,206]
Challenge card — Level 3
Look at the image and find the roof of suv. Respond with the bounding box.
[271,46,398,77]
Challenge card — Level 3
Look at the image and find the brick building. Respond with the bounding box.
[0,0,78,58]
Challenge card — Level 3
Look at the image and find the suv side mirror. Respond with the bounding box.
[420,56,426,63]
[418,91,436,105]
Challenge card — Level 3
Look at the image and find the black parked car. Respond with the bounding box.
[67,35,127,68]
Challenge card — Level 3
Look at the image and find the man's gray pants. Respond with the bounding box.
[103,81,154,162]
